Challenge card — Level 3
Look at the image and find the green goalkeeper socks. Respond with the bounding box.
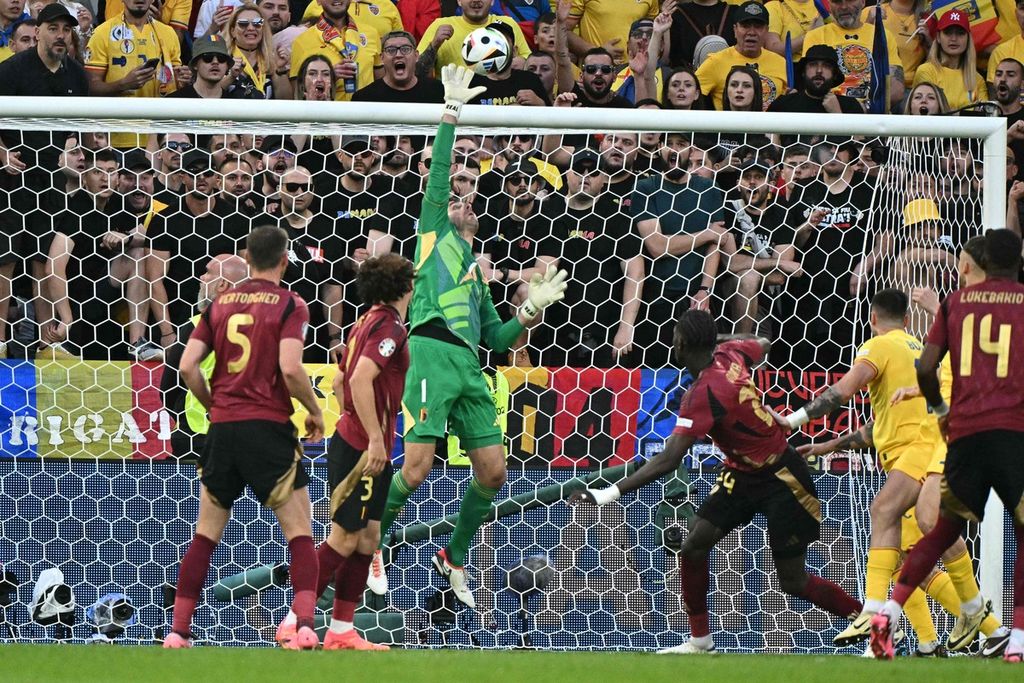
[378,470,415,546]
[446,478,500,567]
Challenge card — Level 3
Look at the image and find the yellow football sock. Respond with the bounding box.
[925,571,960,616]
[944,550,981,603]
[903,587,939,645]
[866,547,902,604]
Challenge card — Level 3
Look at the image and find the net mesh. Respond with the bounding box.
[0,114,1010,649]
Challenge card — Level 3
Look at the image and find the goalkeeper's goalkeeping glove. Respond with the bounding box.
[441,64,487,119]
[521,264,569,322]
[571,485,622,506]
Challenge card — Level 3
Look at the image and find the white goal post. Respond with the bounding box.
[0,97,1009,647]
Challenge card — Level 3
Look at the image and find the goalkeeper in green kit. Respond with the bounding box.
[367,65,569,608]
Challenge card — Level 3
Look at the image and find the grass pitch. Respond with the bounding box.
[1,645,1022,683]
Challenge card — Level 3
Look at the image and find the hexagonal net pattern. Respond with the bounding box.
[0,114,1008,650]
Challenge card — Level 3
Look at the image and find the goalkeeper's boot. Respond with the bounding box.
[869,612,896,660]
[655,640,716,655]
[947,599,992,651]
[834,610,874,646]
[323,629,390,651]
[281,625,319,650]
[980,631,1010,658]
[914,643,947,657]
[274,618,296,646]
[366,549,388,596]
[432,549,475,608]
[162,632,191,649]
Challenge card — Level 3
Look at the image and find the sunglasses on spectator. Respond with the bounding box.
[199,53,232,65]
[165,141,192,151]
[583,64,614,75]
[505,174,531,186]
[186,168,217,177]
[382,45,415,56]
[236,18,264,29]
[269,149,296,157]
[284,182,310,192]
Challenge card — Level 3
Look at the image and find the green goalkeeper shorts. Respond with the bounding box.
[402,335,503,450]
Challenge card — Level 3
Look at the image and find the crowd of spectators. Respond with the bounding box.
[0,0,1019,373]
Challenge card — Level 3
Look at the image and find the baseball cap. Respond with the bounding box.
[693,35,728,69]
[37,4,76,26]
[798,44,845,89]
[903,198,942,227]
[570,149,600,173]
[190,35,232,63]
[735,1,769,24]
[260,135,298,154]
[341,135,372,153]
[121,149,152,172]
[630,19,654,36]
[935,9,970,34]
[182,149,213,173]
[737,0,770,24]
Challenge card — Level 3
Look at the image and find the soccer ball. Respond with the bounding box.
[461,27,511,76]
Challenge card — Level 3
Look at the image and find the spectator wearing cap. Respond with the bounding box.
[987,1,1024,103]
[719,156,803,335]
[565,0,658,64]
[148,148,253,332]
[802,0,903,110]
[0,0,28,63]
[5,17,36,57]
[631,130,728,367]
[611,18,661,104]
[353,30,445,102]
[166,36,237,99]
[222,3,293,100]
[86,0,188,148]
[482,159,562,365]
[765,0,822,62]
[259,135,298,196]
[467,20,550,105]
[696,1,788,110]
[668,0,736,68]
[768,44,863,115]
[912,9,982,110]
[416,0,530,77]
[289,0,380,101]
[0,2,88,359]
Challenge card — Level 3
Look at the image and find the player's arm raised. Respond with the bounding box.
[180,337,214,412]
[347,355,389,476]
[784,361,876,431]
[570,432,697,505]
[279,337,325,442]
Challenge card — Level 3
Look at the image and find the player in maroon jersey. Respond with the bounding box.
[871,229,1024,663]
[164,225,326,650]
[572,309,862,653]
[275,253,416,651]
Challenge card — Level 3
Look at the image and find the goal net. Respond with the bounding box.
[0,100,1010,651]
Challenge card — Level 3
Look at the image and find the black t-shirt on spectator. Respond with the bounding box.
[570,83,633,108]
[353,76,446,103]
[768,91,864,115]
[165,85,251,99]
[670,2,737,68]
[370,173,422,261]
[469,70,551,106]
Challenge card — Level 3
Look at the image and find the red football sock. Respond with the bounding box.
[288,536,318,629]
[172,533,217,637]
[316,542,348,600]
[1014,524,1024,630]
[332,551,372,623]
[798,574,862,619]
[892,515,965,605]
[680,554,711,638]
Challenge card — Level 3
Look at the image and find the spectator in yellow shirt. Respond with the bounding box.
[766,0,824,61]
[301,0,403,41]
[289,0,380,101]
[566,0,658,63]
[696,1,788,110]
[859,0,928,86]
[417,0,530,77]
[104,0,190,40]
[1,16,35,62]
[0,0,28,63]
[802,0,904,109]
[912,10,982,110]
[987,0,1024,101]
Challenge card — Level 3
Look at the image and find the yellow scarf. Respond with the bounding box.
[234,45,267,95]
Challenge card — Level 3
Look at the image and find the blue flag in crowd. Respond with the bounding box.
[868,0,889,113]
[812,0,831,21]
[785,32,794,90]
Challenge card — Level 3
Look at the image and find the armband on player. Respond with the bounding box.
[786,407,809,430]
[929,401,950,418]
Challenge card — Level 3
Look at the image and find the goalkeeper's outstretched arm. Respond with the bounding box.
[480,264,569,352]
[568,433,697,506]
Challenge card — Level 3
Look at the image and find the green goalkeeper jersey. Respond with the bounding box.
[409,121,522,353]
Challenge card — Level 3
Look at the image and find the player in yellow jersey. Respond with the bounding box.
[785,287,993,649]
